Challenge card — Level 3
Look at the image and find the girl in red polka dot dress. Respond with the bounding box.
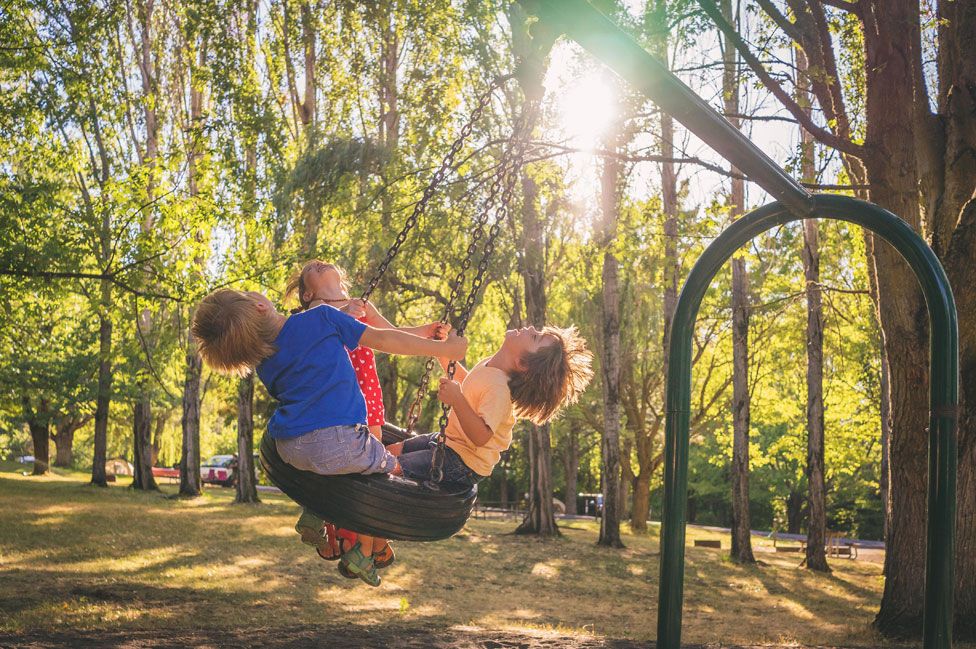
[285,259,449,574]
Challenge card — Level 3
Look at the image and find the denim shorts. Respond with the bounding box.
[397,433,480,488]
[276,424,396,475]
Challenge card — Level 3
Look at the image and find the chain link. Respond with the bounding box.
[360,76,509,305]
[427,98,542,485]
[403,152,523,433]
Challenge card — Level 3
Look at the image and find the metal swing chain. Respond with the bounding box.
[426,98,542,485]
[359,75,511,305]
[403,148,524,433]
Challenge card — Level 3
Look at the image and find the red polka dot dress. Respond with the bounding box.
[348,317,385,427]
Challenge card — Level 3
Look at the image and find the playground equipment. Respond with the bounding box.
[518,2,959,649]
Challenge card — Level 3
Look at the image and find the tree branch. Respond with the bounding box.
[697,0,863,157]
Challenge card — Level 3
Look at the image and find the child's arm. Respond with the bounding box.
[360,327,466,361]
[437,357,469,382]
[437,378,492,447]
[361,300,449,339]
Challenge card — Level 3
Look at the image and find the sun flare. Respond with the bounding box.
[557,73,618,149]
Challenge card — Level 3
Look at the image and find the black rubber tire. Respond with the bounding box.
[380,422,411,445]
[259,432,477,542]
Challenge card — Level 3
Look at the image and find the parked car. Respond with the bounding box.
[578,493,604,517]
[202,455,238,487]
[14,455,35,464]
[205,454,264,486]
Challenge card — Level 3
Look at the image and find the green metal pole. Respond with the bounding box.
[519,0,815,218]
[661,195,957,649]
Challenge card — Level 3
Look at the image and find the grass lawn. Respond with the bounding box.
[0,462,939,647]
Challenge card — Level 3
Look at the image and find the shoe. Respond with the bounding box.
[372,542,395,569]
[295,512,340,561]
[338,542,381,587]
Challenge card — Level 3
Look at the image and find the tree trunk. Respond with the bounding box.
[517,423,559,536]
[722,0,754,564]
[596,117,624,548]
[179,33,208,498]
[235,374,259,504]
[514,171,559,537]
[786,490,804,535]
[562,430,580,516]
[51,415,83,468]
[91,280,112,487]
[499,451,510,509]
[151,410,166,467]
[24,398,50,476]
[858,4,929,633]
[179,348,203,496]
[131,398,157,490]
[729,254,754,563]
[797,46,829,573]
[133,0,159,495]
[52,431,73,468]
[802,216,829,572]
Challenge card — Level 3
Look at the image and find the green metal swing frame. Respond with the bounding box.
[517,2,959,648]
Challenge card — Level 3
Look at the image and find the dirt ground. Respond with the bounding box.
[0,625,904,649]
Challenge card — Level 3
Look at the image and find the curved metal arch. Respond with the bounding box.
[657,194,958,649]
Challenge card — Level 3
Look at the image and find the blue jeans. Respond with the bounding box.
[276,424,395,475]
[397,433,479,488]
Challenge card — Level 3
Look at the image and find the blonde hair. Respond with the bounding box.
[284,259,351,313]
[191,289,279,376]
[508,326,594,425]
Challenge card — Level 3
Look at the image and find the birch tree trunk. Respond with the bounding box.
[797,47,828,572]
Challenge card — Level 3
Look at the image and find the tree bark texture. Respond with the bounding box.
[729,255,754,563]
[596,118,623,548]
[51,414,85,468]
[802,216,829,572]
[131,398,158,491]
[236,374,260,504]
[722,0,754,564]
[562,431,580,516]
[91,280,112,488]
[860,3,929,631]
[797,46,829,573]
[179,348,203,496]
[133,0,159,495]
[24,398,50,476]
[515,173,558,537]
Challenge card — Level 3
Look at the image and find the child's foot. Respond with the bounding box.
[295,513,340,561]
[373,542,395,569]
[338,542,381,587]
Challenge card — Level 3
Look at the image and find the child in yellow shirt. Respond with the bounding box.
[390,325,593,487]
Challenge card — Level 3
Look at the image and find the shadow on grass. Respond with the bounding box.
[0,471,900,647]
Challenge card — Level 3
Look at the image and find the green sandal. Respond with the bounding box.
[338,542,381,587]
[295,511,340,561]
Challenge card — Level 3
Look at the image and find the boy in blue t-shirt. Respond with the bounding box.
[191,288,467,586]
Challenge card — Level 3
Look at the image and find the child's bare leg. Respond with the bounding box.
[369,425,383,441]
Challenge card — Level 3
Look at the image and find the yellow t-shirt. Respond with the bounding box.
[444,359,516,477]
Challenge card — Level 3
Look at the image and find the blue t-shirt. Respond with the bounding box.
[256,305,369,439]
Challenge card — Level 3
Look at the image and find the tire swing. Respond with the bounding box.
[259,79,541,542]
